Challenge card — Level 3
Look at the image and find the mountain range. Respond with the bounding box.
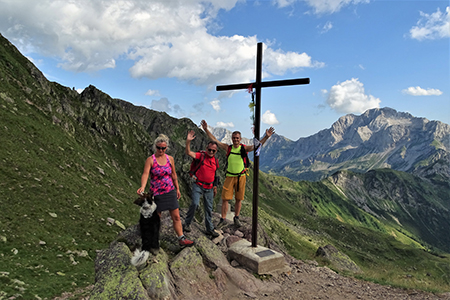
[0,32,449,299]
[213,108,449,183]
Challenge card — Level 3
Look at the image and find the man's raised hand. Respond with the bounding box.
[266,127,275,137]
[187,130,196,141]
[200,120,208,131]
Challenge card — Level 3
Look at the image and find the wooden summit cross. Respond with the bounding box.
[216,42,310,247]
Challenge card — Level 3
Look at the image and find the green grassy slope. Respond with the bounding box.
[0,84,142,298]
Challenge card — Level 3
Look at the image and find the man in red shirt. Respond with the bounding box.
[184,130,220,237]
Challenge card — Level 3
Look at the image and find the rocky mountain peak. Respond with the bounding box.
[258,107,449,182]
[329,107,418,145]
[210,126,252,145]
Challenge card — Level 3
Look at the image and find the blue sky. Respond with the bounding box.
[1,0,448,140]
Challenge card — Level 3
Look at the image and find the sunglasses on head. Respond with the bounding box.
[207,148,217,153]
[156,146,167,150]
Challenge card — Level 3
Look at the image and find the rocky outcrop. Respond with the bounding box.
[91,242,151,299]
[315,244,361,274]
[91,212,283,299]
[91,209,450,300]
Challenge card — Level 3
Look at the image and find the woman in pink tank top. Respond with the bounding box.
[137,134,194,247]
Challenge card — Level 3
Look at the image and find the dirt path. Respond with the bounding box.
[229,260,450,300]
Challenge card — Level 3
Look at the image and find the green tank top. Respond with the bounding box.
[227,145,245,177]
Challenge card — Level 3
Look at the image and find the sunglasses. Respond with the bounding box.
[207,148,217,153]
[156,146,167,150]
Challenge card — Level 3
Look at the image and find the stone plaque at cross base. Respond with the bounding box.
[228,239,290,275]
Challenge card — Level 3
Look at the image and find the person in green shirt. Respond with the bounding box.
[201,120,275,227]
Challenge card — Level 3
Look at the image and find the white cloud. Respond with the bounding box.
[326,78,381,114]
[216,121,234,128]
[319,21,333,33]
[273,0,297,8]
[402,86,443,96]
[0,0,322,87]
[149,97,185,116]
[262,110,280,125]
[304,0,370,15]
[210,99,221,112]
[145,89,160,97]
[264,47,324,75]
[273,0,369,13]
[151,97,171,112]
[409,7,450,40]
[172,104,185,116]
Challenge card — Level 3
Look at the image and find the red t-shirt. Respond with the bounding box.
[195,152,218,188]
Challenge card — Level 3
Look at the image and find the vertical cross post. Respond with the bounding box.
[216,42,310,247]
[251,43,262,247]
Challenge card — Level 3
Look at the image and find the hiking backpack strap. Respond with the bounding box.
[225,144,249,192]
[213,156,220,187]
[189,151,206,179]
[225,144,249,175]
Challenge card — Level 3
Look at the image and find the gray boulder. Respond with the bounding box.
[90,242,150,299]
[315,244,362,274]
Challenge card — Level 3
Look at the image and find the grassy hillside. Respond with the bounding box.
[1,96,138,297]
[327,169,450,253]
[1,33,449,299]
[248,171,450,292]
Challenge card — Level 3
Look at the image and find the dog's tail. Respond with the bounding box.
[131,249,149,267]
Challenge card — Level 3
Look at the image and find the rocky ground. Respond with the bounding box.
[53,265,450,300]
[53,211,450,300]
[236,261,450,300]
[53,260,450,300]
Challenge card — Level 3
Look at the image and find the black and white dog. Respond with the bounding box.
[131,192,160,267]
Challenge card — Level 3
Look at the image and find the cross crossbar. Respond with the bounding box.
[216,78,310,91]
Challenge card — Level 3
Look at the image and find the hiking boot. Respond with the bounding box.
[216,218,226,229]
[179,236,194,247]
[206,229,219,238]
[184,223,191,232]
[234,216,241,227]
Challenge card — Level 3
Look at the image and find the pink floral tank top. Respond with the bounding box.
[150,154,175,196]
